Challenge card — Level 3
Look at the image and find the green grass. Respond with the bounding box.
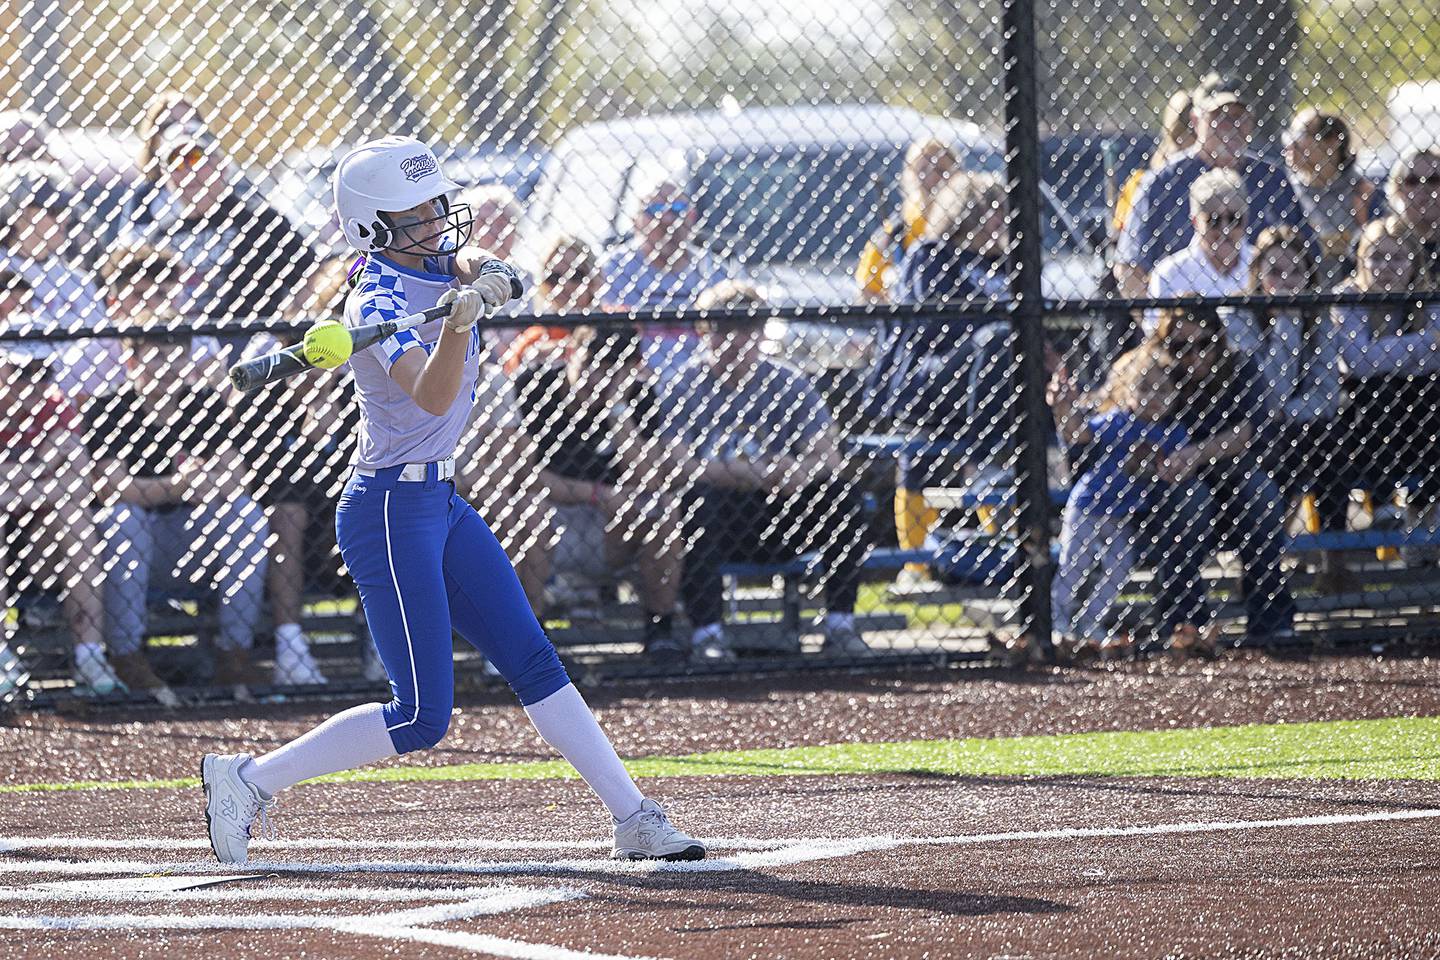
[7,715,1440,795]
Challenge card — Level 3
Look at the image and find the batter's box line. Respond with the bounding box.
[0,838,901,879]
[5,806,1440,883]
[0,835,798,855]
[0,886,654,960]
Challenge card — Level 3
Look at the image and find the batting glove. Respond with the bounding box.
[470,258,524,310]
[438,287,485,333]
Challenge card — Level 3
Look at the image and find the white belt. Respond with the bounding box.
[357,457,456,483]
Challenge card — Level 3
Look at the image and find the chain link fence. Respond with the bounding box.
[0,0,1437,707]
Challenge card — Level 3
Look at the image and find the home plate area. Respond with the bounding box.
[5,795,1440,960]
[0,833,922,960]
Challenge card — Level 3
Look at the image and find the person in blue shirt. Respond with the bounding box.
[1147,304,1297,648]
[1048,348,1191,656]
[598,181,730,376]
[1114,73,1306,297]
[866,171,1015,591]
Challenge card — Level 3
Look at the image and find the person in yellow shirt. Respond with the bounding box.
[856,138,961,303]
[1112,89,1197,234]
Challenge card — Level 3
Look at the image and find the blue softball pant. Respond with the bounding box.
[336,463,570,754]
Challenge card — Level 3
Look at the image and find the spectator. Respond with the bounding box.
[1113,90,1197,234]
[442,191,554,606]
[0,162,108,339]
[230,258,365,688]
[0,303,173,701]
[506,235,601,374]
[456,183,530,332]
[1282,109,1381,286]
[1115,72,1305,297]
[514,325,689,663]
[87,332,277,693]
[663,282,873,661]
[897,171,1009,306]
[872,172,1013,591]
[127,91,204,232]
[1385,147,1440,281]
[65,243,224,401]
[598,180,729,374]
[1239,227,1350,592]
[127,122,319,358]
[456,184,522,262]
[1146,169,1255,330]
[1048,347,1189,658]
[856,137,962,303]
[1149,304,1297,646]
[0,110,53,166]
[1332,216,1440,549]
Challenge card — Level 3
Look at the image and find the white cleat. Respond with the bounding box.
[201,753,277,864]
[611,798,707,861]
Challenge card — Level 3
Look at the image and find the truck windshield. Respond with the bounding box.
[694,144,1072,266]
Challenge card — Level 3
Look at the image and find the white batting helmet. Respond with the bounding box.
[334,136,466,254]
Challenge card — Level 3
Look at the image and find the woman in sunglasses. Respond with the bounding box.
[1143,303,1297,650]
[125,91,203,232]
[597,181,731,377]
[124,120,318,361]
[1146,169,1255,333]
[1331,217,1440,558]
[1385,148,1440,281]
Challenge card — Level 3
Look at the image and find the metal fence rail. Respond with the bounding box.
[0,0,1438,707]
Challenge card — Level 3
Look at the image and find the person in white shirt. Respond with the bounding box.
[1146,169,1255,333]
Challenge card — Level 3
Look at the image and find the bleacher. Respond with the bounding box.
[13,427,1440,705]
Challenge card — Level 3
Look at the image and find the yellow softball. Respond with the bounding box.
[303,321,353,369]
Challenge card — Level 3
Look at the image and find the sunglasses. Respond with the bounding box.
[643,200,690,217]
[1165,331,1219,355]
[1201,211,1246,229]
[168,147,205,170]
[543,265,595,287]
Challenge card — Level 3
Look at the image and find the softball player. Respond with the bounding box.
[200,137,704,864]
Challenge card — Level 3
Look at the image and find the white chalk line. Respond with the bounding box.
[0,882,643,960]
[0,883,532,904]
[918,807,1440,846]
[0,886,577,930]
[0,835,790,854]
[0,839,896,879]
[331,921,665,960]
[4,807,1439,882]
[4,809,1438,960]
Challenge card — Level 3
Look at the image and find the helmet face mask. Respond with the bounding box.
[380,196,473,257]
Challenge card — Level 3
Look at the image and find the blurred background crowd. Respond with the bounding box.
[1,0,1439,706]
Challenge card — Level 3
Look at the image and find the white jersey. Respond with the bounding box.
[344,253,482,470]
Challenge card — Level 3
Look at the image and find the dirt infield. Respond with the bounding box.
[4,653,1440,958]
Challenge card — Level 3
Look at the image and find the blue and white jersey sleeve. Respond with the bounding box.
[354,262,429,370]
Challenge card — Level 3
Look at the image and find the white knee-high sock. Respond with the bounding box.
[240,702,397,797]
[524,683,644,820]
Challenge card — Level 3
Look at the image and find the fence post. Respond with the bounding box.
[1001,0,1055,659]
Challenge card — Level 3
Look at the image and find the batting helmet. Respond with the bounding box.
[333,136,469,255]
